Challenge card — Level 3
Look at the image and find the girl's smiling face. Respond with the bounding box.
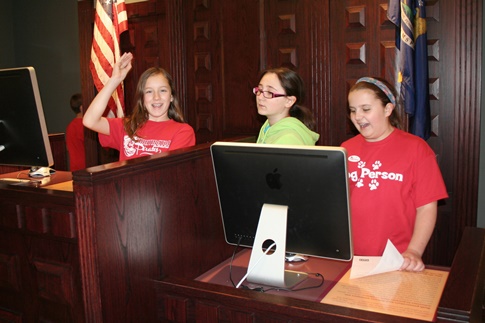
[348,89,394,142]
[143,73,173,122]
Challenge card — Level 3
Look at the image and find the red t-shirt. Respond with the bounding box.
[341,129,448,256]
[66,117,86,171]
[99,118,196,161]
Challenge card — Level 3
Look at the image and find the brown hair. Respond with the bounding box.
[70,93,83,114]
[123,67,186,139]
[260,67,316,131]
[349,77,402,129]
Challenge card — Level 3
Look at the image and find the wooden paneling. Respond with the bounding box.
[77,0,98,168]
[74,144,234,322]
[0,172,83,323]
[48,133,68,171]
[185,0,226,143]
[121,2,168,115]
[425,0,456,266]
[448,0,482,259]
[264,0,331,144]
[420,0,481,266]
[219,0,260,138]
[184,0,331,143]
[77,0,483,268]
[329,0,397,146]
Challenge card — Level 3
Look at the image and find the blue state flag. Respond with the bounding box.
[388,0,431,140]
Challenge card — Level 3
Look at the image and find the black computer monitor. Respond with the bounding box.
[211,142,353,289]
[0,67,53,169]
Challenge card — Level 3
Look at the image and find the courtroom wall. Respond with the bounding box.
[0,1,15,67]
[0,0,484,229]
[0,0,81,134]
[478,1,485,228]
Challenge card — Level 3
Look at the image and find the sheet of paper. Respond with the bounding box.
[321,268,449,321]
[350,239,403,279]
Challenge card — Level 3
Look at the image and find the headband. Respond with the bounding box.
[356,77,396,106]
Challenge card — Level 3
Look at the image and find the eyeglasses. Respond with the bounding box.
[252,87,286,99]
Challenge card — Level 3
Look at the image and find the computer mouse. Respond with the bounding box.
[285,253,308,262]
[28,167,54,178]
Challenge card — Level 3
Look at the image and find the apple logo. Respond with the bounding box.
[266,168,282,189]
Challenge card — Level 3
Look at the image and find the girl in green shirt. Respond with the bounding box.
[254,67,320,145]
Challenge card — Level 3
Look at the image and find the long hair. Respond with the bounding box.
[349,77,402,129]
[123,67,185,139]
[260,67,316,131]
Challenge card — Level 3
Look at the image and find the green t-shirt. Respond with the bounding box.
[256,117,320,145]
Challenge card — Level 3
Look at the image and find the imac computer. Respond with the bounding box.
[211,142,353,289]
[0,67,54,176]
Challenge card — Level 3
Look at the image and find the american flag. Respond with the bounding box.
[90,0,128,118]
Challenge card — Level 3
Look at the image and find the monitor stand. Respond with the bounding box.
[246,203,308,289]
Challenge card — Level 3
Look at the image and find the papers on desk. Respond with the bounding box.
[321,239,450,322]
[350,239,403,279]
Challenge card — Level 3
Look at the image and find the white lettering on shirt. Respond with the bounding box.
[123,135,171,157]
[347,155,403,191]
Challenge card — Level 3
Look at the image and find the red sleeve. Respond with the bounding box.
[98,118,124,150]
[168,123,196,151]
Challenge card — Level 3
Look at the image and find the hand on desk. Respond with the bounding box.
[400,248,425,272]
[350,240,404,279]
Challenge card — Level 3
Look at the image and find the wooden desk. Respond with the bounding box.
[1,142,483,322]
[0,170,72,189]
[156,227,485,322]
[70,140,483,323]
[196,249,351,302]
[0,133,68,174]
[0,171,84,323]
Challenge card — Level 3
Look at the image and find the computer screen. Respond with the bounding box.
[211,142,352,288]
[0,67,53,168]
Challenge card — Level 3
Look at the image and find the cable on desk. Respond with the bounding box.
[228,239,325,293]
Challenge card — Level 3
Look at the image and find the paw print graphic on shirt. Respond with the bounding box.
[356,179,364,188]
[369,179,379,190]
[372,160,382,170]
[358,161,366,169]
